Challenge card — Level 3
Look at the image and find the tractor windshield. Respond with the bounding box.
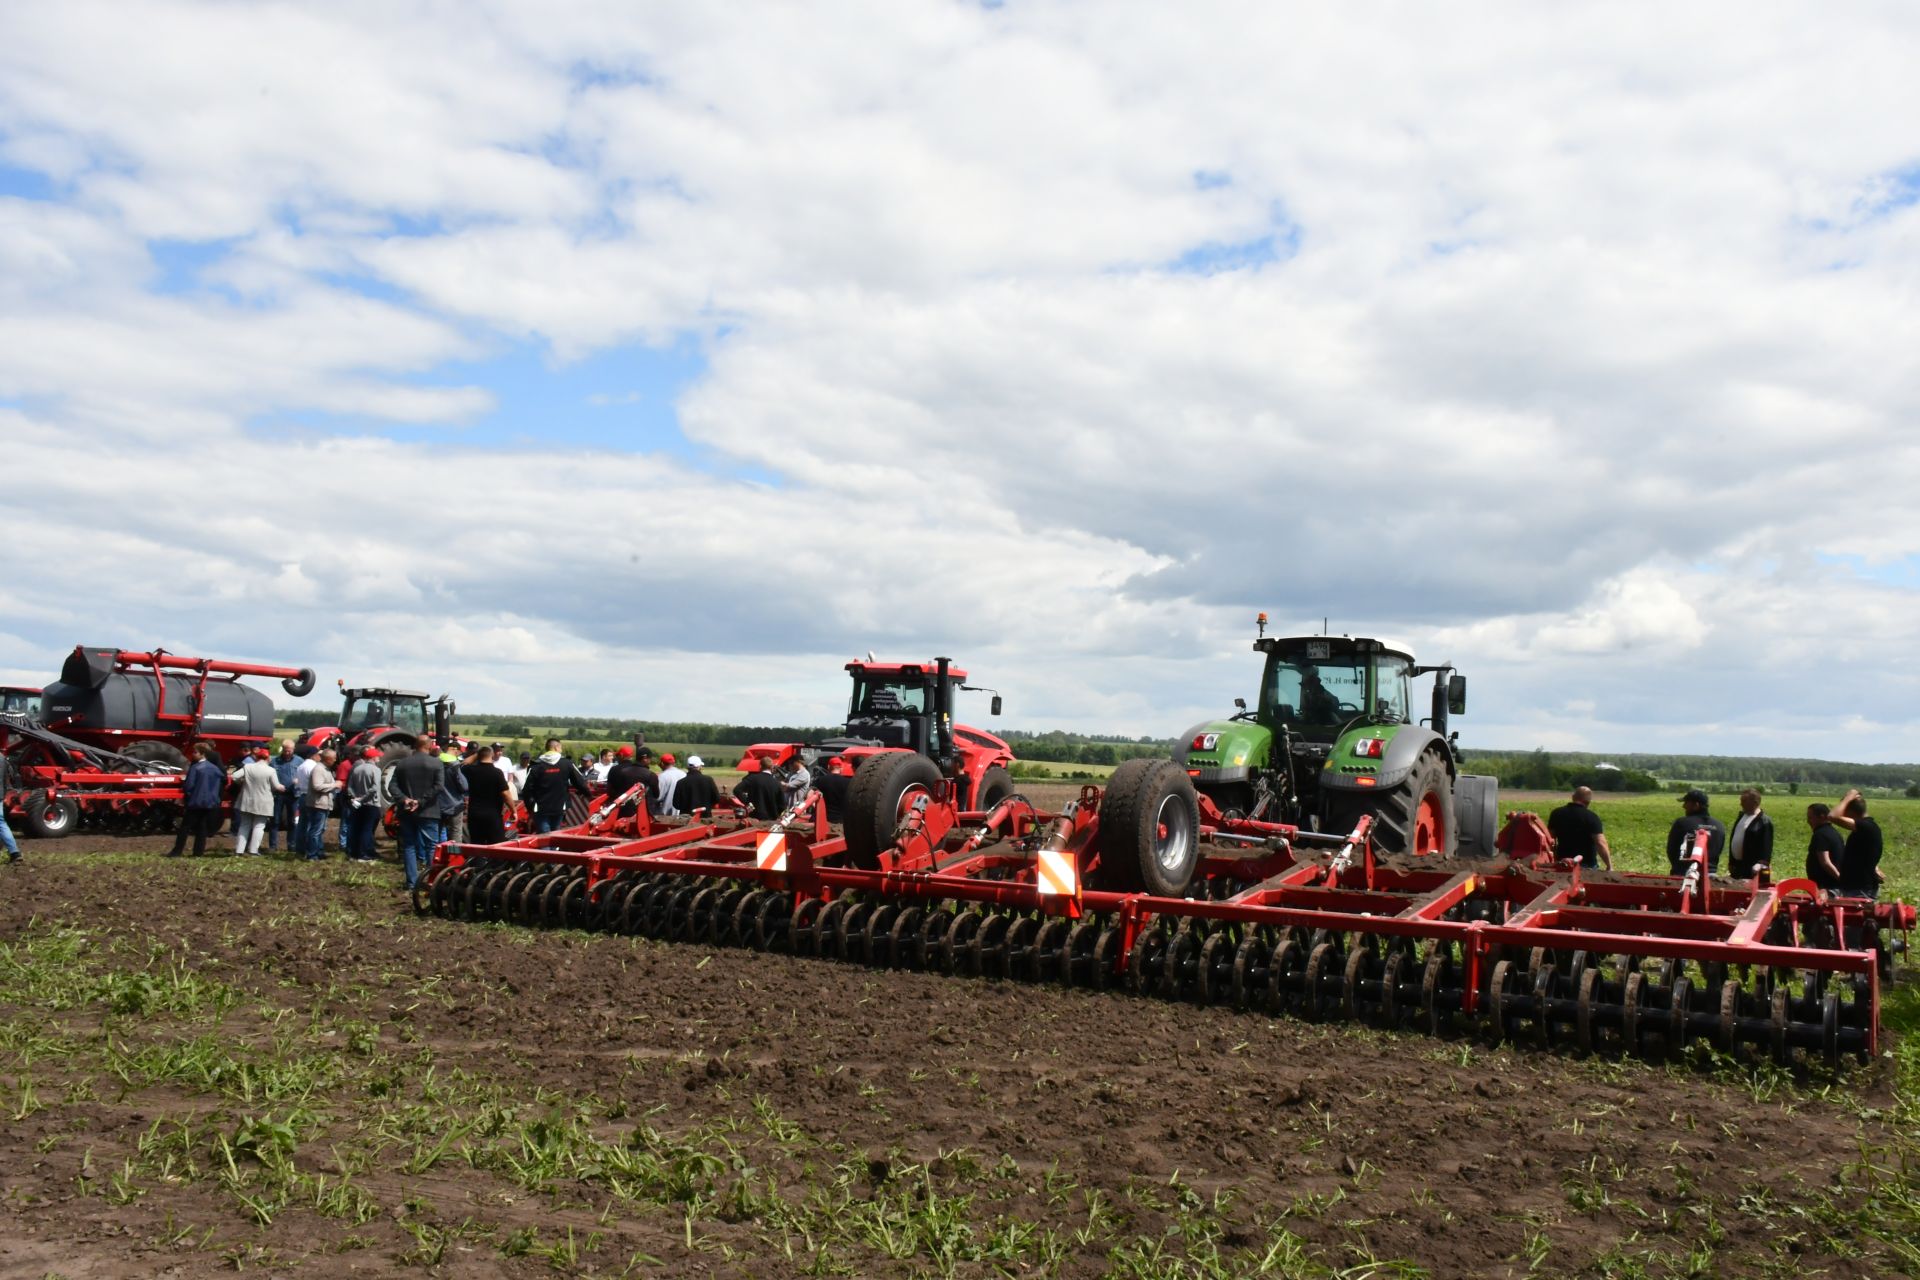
[1261,649,1371,728]
[342,695,425,735]
[1,690,38,717]
[848,678,930,718]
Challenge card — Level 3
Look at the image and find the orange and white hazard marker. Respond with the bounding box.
[756,830,789,874]
[1036,846,1078,900]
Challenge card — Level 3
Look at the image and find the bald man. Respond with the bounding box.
[1547,786,1612,869]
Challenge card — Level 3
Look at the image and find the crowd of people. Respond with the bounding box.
[1545,785,1885,897]
[152,735,830,891]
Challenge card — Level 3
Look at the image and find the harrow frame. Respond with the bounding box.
[420,778,1912,1068]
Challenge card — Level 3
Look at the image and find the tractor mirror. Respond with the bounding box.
[1447,675,1467,715]
[990,695,1003,716]
[1234,697,1247,710]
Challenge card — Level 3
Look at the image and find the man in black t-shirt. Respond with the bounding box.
[1546,787,1611,869]
[1804,803,1846,892]
[1666,789,1727,875]
[604,746,656,816]
[1832,791,1884,899]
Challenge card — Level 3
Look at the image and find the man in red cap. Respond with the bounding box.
[344,745,386,861]
[231,744,285,856]
[604,744,656,816]
[655,753,685,816]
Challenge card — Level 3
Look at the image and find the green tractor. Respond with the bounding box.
[1173,620,1498,858]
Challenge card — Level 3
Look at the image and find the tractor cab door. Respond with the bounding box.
[846,677,932,756]
[1261,644,1371,734]
[388,699,428,737]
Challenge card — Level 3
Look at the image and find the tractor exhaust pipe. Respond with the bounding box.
[933,656,953,770]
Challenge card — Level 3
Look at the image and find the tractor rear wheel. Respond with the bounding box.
[121,741,189,771]
[23,793,79,839]
[845,753,944,869]
[1328,747,1456,858]
[1095,758,1202,897]
[973,766,1014,811]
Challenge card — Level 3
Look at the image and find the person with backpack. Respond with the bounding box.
[523,738,591,833]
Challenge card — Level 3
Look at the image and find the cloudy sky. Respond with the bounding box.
[2,3,1918,761]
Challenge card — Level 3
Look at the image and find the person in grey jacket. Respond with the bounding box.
[230,746,285,857]
[344,747,385,862]
[302,749,339,860]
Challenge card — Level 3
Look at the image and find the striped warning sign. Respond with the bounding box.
[757,831,789,873]
[1036,847,1077,899]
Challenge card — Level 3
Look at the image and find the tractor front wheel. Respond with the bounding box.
[1095,758,1202,897]
[973,766,1015,812]
[1327,747,1456,858]
[844,753,944,869]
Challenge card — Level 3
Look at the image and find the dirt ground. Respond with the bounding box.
[1,833,1914,1279]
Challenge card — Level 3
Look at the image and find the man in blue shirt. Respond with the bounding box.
[269,740,302,852]
[168,743,227,858]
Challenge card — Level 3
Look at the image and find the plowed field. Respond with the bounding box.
[2,838,1917,1278]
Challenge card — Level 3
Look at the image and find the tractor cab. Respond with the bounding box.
[0,686,41,723]
[1256,637,1415,738]
[341,688,429,737]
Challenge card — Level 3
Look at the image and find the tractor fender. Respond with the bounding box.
[1319,725,1451,793]
[1173,718,1270,784]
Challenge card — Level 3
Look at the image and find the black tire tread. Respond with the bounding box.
[845,753,943,869]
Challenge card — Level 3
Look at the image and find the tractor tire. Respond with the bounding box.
[844,753,943,870]
[23,793,79,839]
[1328,747,1456,858]
[973,766,1015,812]
[120,741,189,771]
[1094,758,1202,897]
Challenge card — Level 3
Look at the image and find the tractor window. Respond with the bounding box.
[1262,654,1370,726]
[389,700,427,734]
[1373,657,1411,723]
[850,680,929,717]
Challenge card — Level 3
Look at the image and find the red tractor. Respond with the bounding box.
[1,647,315,837]
[737,658,1015,858]
[299,681,460,770]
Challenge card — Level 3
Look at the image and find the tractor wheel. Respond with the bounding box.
[23,793,79,839]
[973,766,1015,812]
[1329,747,1456,858]
[121,741,189,771]
[844,753,943,870]
[1095,758,1202,897]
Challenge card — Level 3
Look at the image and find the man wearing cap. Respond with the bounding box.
[673,755,721,817]
[1666,788,1726,875]
[816,755,854,823]
[604,746,655,816]
[230,746,285,857]
[732,756,783,820]
[345,746,385,861]
[655,753,687,817]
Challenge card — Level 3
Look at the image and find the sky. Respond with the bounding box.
[1,2,1918,762]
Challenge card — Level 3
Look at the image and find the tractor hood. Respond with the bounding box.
[1172,718,1271,784]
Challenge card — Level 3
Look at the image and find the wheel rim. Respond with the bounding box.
[1152,794,1193,875]
[1412,791,1445,856]
[894,783,931,822]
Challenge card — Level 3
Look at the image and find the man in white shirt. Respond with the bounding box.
[655,753,687,816]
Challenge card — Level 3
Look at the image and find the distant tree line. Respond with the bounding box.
[1461,750,1661,793]
[1461,748,1920,795]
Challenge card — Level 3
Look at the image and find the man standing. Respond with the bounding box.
[1805,803,1846,893]
[780,756,812,814]
[332,749,355,855]
[231,746,284,857]
[589,749,615,783]
[461,745,513,845]
[345,746,384,861]
[387,735,446,890]
[0,750,21,865]
[169,743,227,858]
[303,749,339,859]
[269,740,301,852]
[732,756,784,820]
[438,745,470,844]
[1546,786,1611,869]
[523,738,592,833]
[603,746,654,816]
[1726,789,1775,879]
[1833,791,1884,899]
[1666,788,1727,875]
[655,753,686,816]
[673,755,721,818]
